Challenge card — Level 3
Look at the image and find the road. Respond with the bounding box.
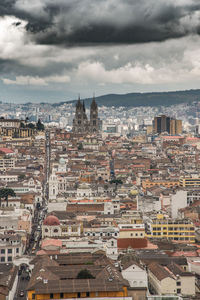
[15,129,51,299]
[15,273,29,300]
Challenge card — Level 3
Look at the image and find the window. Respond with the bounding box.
[45,229,48,233]
[60,293,64,298]
[50,293,54,299]
[72,226,77,232]
[8,256,12,262]
[86,292,90,297]
[16,248,19,253]
[1,249,5,254]
[1,257,5,262]
[53,229,58,233]
[177,289,181,294]
[8,249,12,254]
[177,281,181,286]
[32,294,35,299]
[77,292,81,298]
[135,233,138,236]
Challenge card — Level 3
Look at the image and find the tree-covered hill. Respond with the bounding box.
[52,89,200,108]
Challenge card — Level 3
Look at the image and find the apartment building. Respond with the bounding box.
[179,176,200,188]
[0,233,23,263]
[146,215,195,243]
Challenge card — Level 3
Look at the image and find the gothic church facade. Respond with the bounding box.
[72,97,100,134]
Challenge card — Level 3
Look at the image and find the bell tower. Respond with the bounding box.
[72,96,89,133]
[90,96,99,133]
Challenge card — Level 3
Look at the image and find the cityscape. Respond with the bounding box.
[1,0,200,300]
[0,96,200,300]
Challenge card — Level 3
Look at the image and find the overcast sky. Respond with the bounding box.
[1,0,200,103]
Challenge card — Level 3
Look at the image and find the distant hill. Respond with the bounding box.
[52,89,200,108]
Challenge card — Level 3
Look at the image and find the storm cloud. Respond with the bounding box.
[1,0,200,102]
[1,0,200,45]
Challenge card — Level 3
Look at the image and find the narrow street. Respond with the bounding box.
[15,129,50,299]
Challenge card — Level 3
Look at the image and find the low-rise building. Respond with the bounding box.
[148,262,195,297]
[0,233,23,263]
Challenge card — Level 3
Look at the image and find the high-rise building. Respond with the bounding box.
[153,115,182,135]
[72,97,100,134]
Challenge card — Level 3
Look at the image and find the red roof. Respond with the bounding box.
[42,239,62,248]
[117,238,147,249]
[43,215,60,226]
[0,148,14,154]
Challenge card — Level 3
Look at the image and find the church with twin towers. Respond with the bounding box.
[72,96,101,134]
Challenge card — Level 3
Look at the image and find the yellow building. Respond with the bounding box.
[180,177,200,188]
[169,119,176,135]
[175,119,182,134]
[0,127,35,138]
[142,179,179,191]
[118,223,145,239]
[146,215,195,243]
[146,125,153,135]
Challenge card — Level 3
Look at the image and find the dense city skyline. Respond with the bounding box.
[1,0,200,102]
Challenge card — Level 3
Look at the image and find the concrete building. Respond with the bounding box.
[146,215,195,243]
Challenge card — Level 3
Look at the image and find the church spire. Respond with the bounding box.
[76,94,82,109]
[91,93,97,109]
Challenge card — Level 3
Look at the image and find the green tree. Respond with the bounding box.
[27,123,35,129]
[18,174,25,181]
[0,188,16,207]
[110,179,123,185]
[76,269,95,279]
[78,143,83,150]
[36,119,45,131]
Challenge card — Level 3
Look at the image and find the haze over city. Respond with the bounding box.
[1,0,200,102]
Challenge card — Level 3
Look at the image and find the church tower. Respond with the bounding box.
[90,96,99,133]
[72,97,89,133]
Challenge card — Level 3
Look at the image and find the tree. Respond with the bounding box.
[27,123,35,129]
[78,143,83,150]
[20,122,25,128]
[110,179,123,185]
[36,119,45,131]
[0,188,16,207]
[18,174,25,181]
[76,269,95,279]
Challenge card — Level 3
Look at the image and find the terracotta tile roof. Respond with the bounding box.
[148,262,173,281]
[28,254,129,294]
[42,239,62,248]
[117,238,148,249]
[0,148,14,154]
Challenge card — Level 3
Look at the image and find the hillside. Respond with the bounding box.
[52,89,200,108]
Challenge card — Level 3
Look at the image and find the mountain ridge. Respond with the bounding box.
[52,89,200,108]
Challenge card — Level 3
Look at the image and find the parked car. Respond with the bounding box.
[19,290,24,297]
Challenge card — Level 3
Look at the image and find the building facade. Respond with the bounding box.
[72,97,100,134]
[153,115,182,135]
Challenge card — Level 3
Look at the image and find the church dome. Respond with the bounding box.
[43,215,60,226]
[59,157,66,165]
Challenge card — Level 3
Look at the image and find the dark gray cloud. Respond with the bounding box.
[1,0,200,46]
